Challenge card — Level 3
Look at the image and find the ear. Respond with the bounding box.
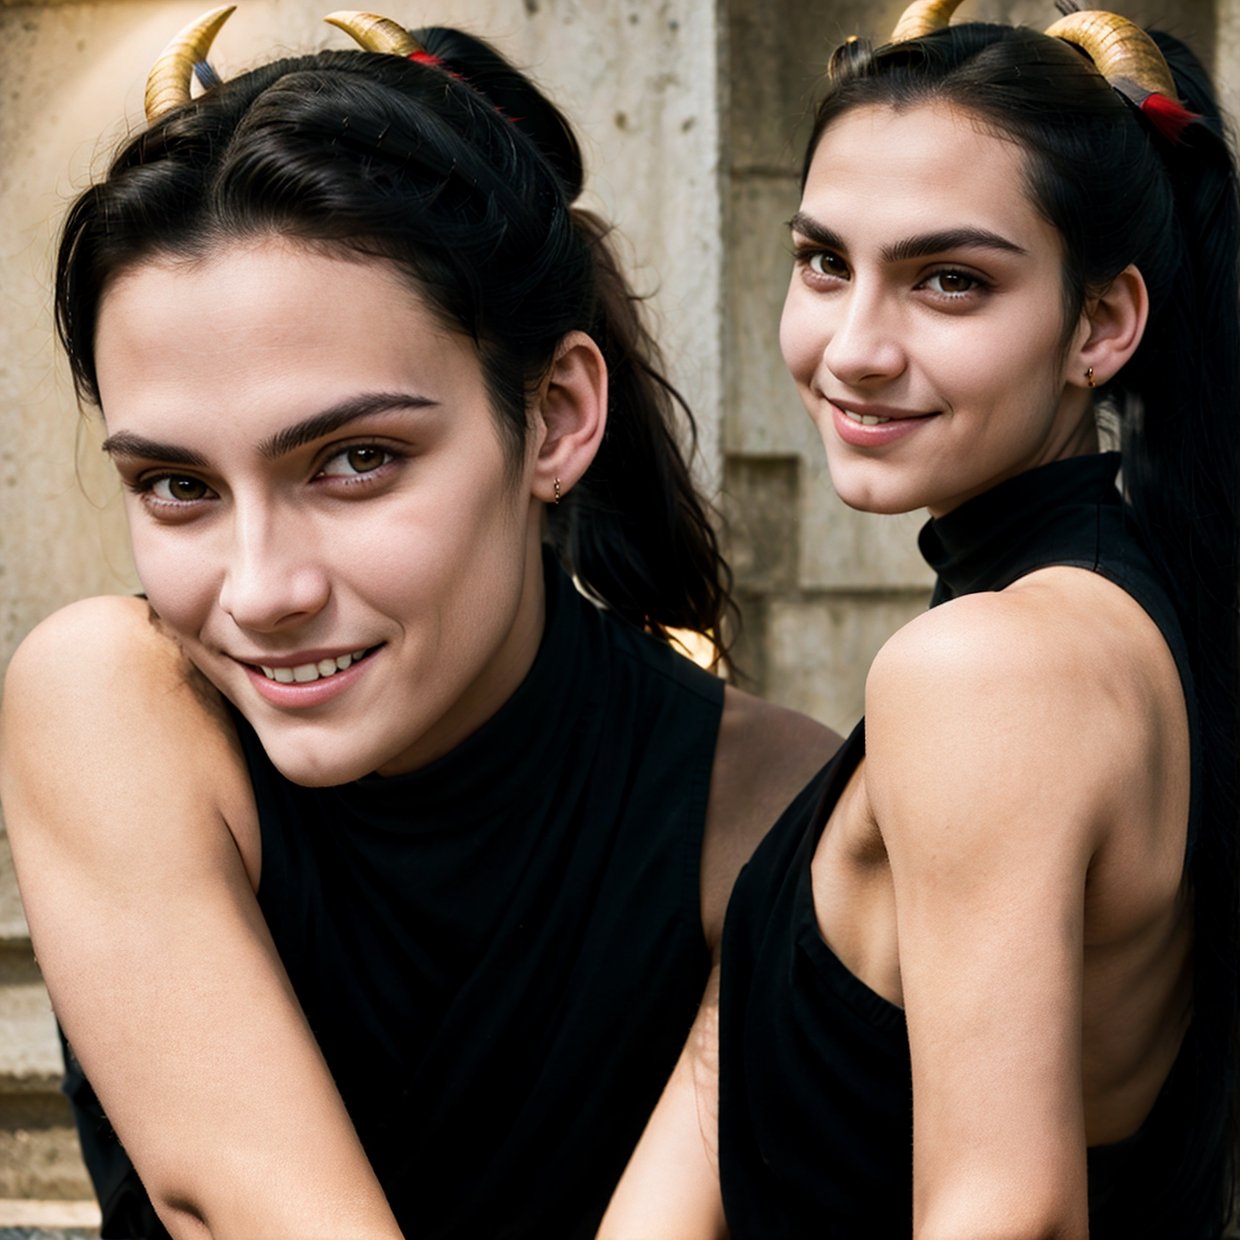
[1067,264,1149,388]
[529,330,608,503]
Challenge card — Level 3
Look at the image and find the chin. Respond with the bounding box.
[255,726,390,788]
[820,447,918,517]
[826,466,926,517]
[834,488,921,516]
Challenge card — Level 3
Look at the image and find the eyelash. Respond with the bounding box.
[919,269,988,300]
[791,244,992,302]
[125,474,216,512]
[792,245,847,282]
[126,442,402,515]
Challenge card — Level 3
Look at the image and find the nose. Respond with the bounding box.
[217,503,331,634]
[821,283,907,389]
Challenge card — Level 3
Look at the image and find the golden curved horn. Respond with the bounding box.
[890,0,967,43]
[324,11,425,57]
[144,5,235,122]
[1044,10,1177,101]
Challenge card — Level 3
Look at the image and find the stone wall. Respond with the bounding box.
[2,0,1229,761]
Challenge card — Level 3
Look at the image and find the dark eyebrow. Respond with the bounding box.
[102,392,439,465]
[788,212,1027,263]
[100,432,209,466]
[258,392,438,459]
[882,227,1027,263]
[788,212,847,253]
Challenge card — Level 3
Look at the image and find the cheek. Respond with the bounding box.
[128,527,219,638]
[779,284,821,385]
[923,311,1059,409]
[374,481,530,619]
[973,319,1066,412]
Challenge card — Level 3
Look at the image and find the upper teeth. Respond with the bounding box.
[844,409,892,426]
[260,649,369,683]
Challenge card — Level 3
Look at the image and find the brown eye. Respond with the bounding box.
[925,270,978,296]
[346,446,385,473]
[319,445,394,479]
[152,475,210,502]
[808,251,849,278]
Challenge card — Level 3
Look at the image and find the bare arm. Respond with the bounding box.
[597,967,727,1240]
[1,597,401,1238]
[599,687,839,1238]
[866,594,1114,1240]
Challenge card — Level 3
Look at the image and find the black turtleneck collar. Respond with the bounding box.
[918,453,1124,605]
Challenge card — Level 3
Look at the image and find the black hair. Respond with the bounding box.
[810,23,1240,1232]
[55,26,736,661]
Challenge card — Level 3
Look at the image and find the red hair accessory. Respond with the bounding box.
[1138,90,1200,144]
[408,47,470,88]
[1044,10,1200,146]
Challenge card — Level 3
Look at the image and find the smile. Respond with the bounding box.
[830,400,937,449]
[257,647,374,684]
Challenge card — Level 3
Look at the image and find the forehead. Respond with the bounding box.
[94,239,479,435]
[803,102,1054,252]
[98,239,432,362]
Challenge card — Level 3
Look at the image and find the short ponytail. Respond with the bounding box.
[414,29,736,659]
[546,207,735,656]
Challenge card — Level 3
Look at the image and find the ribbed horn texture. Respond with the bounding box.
[144,5,235,122]
[324,11,424,56]
[890,0,967,43]
[1045,10,1178,101]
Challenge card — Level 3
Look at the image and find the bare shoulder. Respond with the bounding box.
[7,594,212,704]
[711,685,841,819]
[1,596,255,876]
[700,686,841,949]
[866,567,1184,864]
[870,566,1179,745]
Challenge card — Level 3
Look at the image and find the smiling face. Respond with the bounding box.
[95,239,549,786]
[781,102,1098,517]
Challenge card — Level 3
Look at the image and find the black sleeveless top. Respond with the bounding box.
[63,551,724,1239]
[718,454,1213,1239]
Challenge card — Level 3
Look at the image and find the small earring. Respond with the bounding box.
[553,477,561,505]
[1085,366,1095,389]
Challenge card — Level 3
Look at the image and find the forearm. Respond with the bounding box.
[598,973,727,1240]
[46,894,402,1239]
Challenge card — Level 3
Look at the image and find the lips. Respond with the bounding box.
[237,644,384,710]
[828,399,938,449]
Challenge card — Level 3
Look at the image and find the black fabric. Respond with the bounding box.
[719,453,1212,1239]
[66,550,723,1239]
